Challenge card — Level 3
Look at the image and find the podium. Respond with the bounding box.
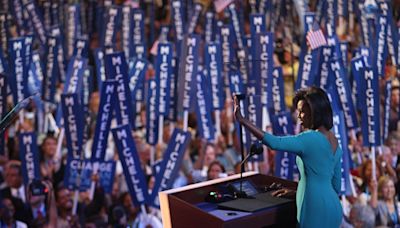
[159,172,297,228]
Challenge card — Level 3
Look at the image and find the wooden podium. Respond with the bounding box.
[159,172,297,228]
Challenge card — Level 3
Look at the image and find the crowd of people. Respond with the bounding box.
[0,0,399,227]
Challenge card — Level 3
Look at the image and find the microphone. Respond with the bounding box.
[237,141,263,198]
[0,95,35,134]
[239,141,264,167]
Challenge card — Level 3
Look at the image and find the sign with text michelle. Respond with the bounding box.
[205,42,224,111]
[61,93,84,159]
[104,52,135,127]
[155,42,173,116]
[91,80,117,161]
[329,58,358,129]
[195,72,215,142]
[329,89,353,196]
[112,124,149,207]
[359,67,381,146]
[42,36,58,103]
[146,79,159,145]
[23,1,47,46]
[272,111,297,181]
[8,37,28,104]
[18,132,41,185]
[178,34,200,113]
[252,32,274,108]
[63,57,88,95]
[149,129,191,208]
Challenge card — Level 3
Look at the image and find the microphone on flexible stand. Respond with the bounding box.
[236,141,264,198]
[0,95,35,134]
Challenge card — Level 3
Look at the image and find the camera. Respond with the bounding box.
[29,179,48,196]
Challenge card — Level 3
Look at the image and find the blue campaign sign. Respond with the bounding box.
[101,5,121,47]
[23,1,47,46]
[8,37,28,104]
[271,67,286,113]
[359,67,381,146]
[351,56,366,111]
[64,158,93,191]
[186,3,202,34]
[329,58,358,130]
[382,80,391,142]
[149,129,191,208]
[112,124,149,207]
[66,4,81,59]
[253,32,274,107]
[98,161,116,193]
[93,48,106,90]
[155,42,173,116]
[132,8,145,54]
[18,132,41,185]
[42,36,58,103]
[205,11,214,43]
[245,83,264,162]
[331,109,353,196]
[170,0,186,45]
[91,80,117,161]
[121,6,132,59]
[179,34,200,111]
[104,52,135,127]
[128,58,147,111]
[228,70,245,95]
[204,43,224,111]
[195,72,215,142]
[317,46,334,89]
[374,11,388,78]
[272,111,297,181]
[63,57,88,96]
[61,93,85,159]
[146,79,159,145]
[72,37,89,59]
[0,13,8,54]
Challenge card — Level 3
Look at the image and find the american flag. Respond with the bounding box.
[306,26,327,50]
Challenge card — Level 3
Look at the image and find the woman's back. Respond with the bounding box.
[262,130,343,228]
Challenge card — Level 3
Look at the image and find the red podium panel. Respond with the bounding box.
[159,172,297,228]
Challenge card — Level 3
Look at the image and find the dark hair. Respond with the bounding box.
[293,87,333,130]
[207,160,226,178]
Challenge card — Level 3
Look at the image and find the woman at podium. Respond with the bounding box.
[233,87,342,228]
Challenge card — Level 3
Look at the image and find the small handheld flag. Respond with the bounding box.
[306,22,327,50]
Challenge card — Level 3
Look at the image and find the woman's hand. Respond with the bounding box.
[271,188,296,198]
[233,94,243,122]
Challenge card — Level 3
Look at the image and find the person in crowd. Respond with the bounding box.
[27,180,57,228]
[207,160,226,180]
[0,197,28,228]
[370,176,400,227]
[234,86,342,227]
[0,160,31,223]
[39,135,62,182]
[55,185,81,228]
[344,203,376,228]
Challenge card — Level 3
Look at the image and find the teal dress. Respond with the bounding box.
[262,130,343,228]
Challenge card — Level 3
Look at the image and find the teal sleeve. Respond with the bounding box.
[262,132,305,156]
[331,147,342,194]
